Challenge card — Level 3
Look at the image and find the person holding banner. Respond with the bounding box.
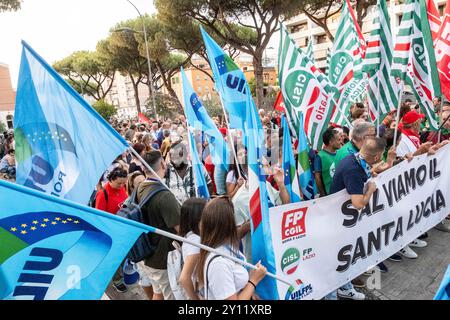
[334,122,376,165]
[325,137,387,300]
[197,198,267,300]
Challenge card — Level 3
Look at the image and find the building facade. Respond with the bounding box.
[169,54,279,108]
[0,63,15,130]
[284,0,447,72]
[104,72,150,119]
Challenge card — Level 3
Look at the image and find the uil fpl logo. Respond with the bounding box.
[281,207,308,243]
[285,279,313,300]
[284,68,321,109]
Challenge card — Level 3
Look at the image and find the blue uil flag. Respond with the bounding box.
[181,67,230,172]
[0,179,152,300]
[14,41,128,205]
[200,26,249,131]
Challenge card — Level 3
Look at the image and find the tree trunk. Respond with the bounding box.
[130,76,141,114]
[253,53,264,109]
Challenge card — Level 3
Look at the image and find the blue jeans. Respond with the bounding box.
[323,282,354,300]
[214,165,227,195]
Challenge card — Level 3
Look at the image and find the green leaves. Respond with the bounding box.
[92,99,117,121]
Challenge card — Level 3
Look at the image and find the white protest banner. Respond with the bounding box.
[269,144,450,300]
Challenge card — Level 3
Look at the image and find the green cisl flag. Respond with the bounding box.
[278,23,334,150]
[391,0,440,130]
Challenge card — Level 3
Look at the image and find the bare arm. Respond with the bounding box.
[350,181,377,210]
[179,254,200,300]
[314,172,327,197]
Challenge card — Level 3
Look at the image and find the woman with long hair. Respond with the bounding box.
[197,198,266,300]
[179,198,208,300]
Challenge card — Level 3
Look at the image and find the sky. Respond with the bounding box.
[0,0,156,88]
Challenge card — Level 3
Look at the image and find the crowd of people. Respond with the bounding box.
[1,95,449,301]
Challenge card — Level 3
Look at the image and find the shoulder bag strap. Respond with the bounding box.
[205,254,221,300]
[137,183,167,210]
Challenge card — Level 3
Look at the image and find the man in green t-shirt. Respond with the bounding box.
[334,121,376,167]
[314,128,342,196]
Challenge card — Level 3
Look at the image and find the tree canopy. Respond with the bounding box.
[0,0,20,12]
[155,0,305,108]
[53,50,116,101]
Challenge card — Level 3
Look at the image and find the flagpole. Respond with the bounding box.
[150,225,290,286]
[186,128,200,198]
[128,147,182,205]
[428,112,450,143]
[437,96,445,143]
[376,71,381,137]
[218,98,243,179]
[393,81,405,147]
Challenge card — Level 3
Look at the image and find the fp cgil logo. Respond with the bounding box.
[282,207,308,242]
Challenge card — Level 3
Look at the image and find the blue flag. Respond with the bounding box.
[200,27,248,131]
[0,179,152,300]
[14,41,128,204]
[181,67,229,172]
[187,130,210,199]
[281,115,301,203]
[434,265,450,300]
[245,90,278,300]
[297,113,317,200]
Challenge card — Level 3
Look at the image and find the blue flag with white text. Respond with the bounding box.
[14,41,128,205]
[245,90,278,300]
[0,179,152,300]
[181,67,230,172]
[200,27,249,131]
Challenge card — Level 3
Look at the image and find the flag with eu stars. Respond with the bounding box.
[14,41,128,205]
[200,26,249,131]
[0,179,152,300]
[181,67,230,172]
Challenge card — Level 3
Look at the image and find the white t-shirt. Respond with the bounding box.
[182,232,201,258]
[396,133,418,157]
[232,185,252,262]
[182,232,201,296]
[203,245,249,300]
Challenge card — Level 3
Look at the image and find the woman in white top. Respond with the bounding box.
[197,198,267,300]
[179,198,207,300]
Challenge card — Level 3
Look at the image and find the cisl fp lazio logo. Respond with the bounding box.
[329,50,353,89]
[281,248,301,276]
[281,207,308,243]
[285,279,313,300]
[284,67,320,110]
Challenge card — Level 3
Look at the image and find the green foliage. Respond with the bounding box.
[0,120,6,132]
[202,94,223,118]
[92,99,117,121]
[155,0,303,106]
[145,93,180,119]
[0,0,20,12]
[53,50,116,100]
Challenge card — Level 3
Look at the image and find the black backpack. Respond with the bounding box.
[117,183,167,263]
[88,189,108,208]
